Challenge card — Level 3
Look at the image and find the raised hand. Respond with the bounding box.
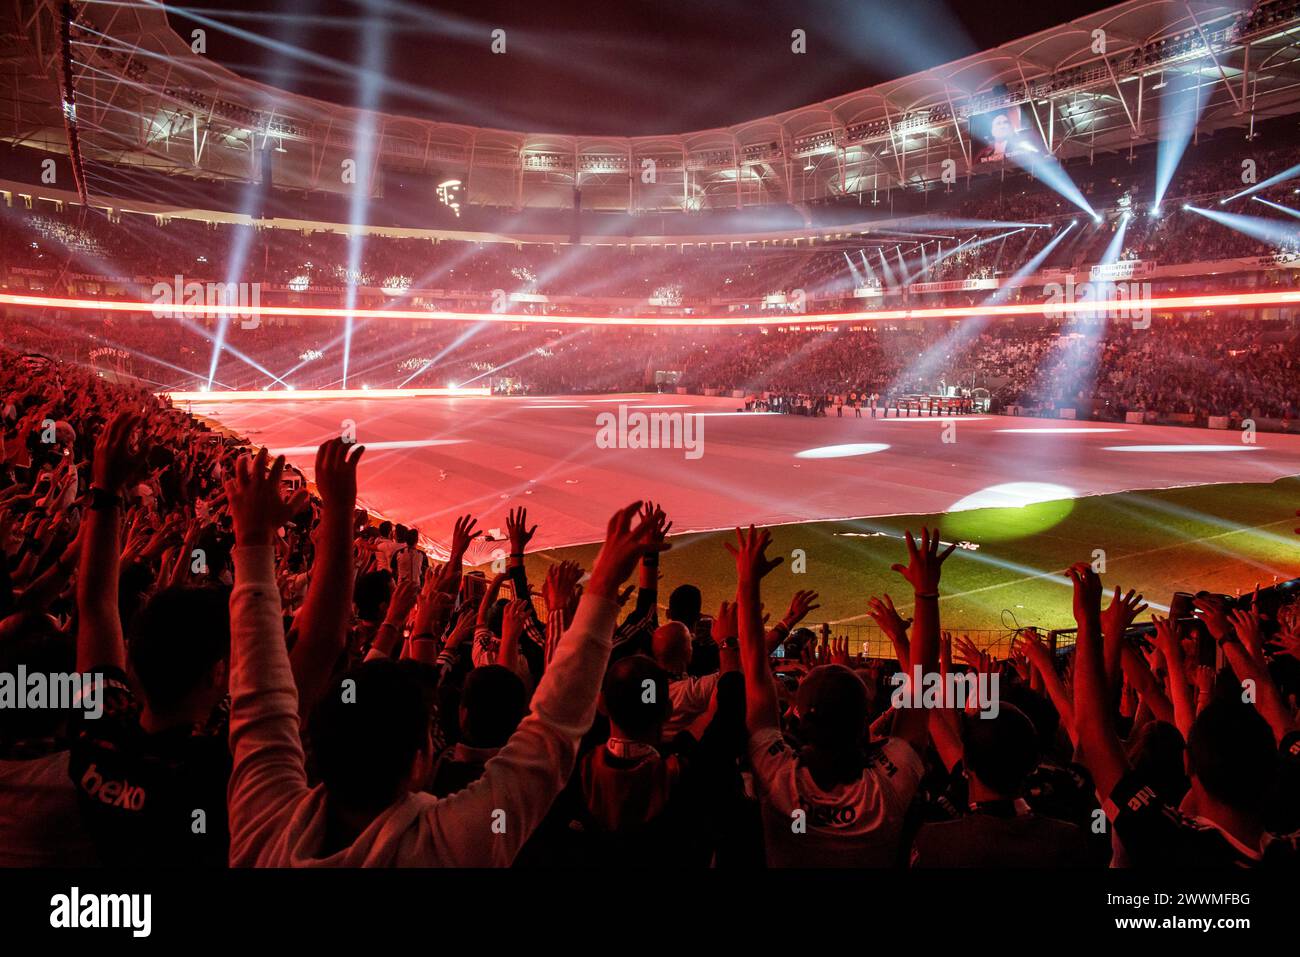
[505,506,538,555]
[640,500,673,546]
[1226,606,1266,663]
[1065,561,1103,625]
[1016,628,1052,669]
[313,437,365,509]
[1272,627,1300,661]
[829,634,851,667]
[478,571,510,625]
[712,599,738,644]
[866,594,911,639]
[1102,586,1148,640]
[92,411,149,494]
[411,586,454,639]
[1192,594,1233,643]
[890,526,955,595]
[588,502,669,600]
[781,589,821,630]
[724,525,783,585]
[449,513,481,559]
[953,634,990,673]
[1151,614,1183,662]
[444,606,476,651]
[223,448,310,548]
[384,579,420,630]
[501,598,532,648]
[544,559,584,620]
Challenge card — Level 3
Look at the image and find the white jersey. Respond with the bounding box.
[748,728,923,868]
[392,545,427,585]
[664,672,721,740]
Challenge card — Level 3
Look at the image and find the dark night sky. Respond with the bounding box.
[166,0,1116,135]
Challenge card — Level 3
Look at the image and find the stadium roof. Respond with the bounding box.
[2,0,1299,213]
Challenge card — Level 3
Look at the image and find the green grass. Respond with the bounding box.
[514,476,1300,644]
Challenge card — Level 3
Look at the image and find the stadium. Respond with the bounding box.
[1,0,1299,893]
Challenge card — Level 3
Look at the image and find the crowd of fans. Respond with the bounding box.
[2,139,1298,310]
[3,310,1297,425]
[2,346,1299,868]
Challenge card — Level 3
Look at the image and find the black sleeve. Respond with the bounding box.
[612,586,658,651]
[506,562,541,627]
[672,671,746,791]
[1108,770,1239,867]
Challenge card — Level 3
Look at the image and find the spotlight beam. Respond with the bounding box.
[1184,205,1300,249]
[1251,197,1300,220]
[1219,161,1300,204]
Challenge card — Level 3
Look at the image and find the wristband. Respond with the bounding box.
[915,591,940,599]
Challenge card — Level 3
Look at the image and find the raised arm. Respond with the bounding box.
[1068,562,1128,799]
[366,579,419,660]
[444,513,481,599]
[888,527,954,756]
[223,449,312,866]
[1223,606,1298,745]
[712,599,741,675]
[765,589,820,653]
[866,593,912,671]
[542,559,583,666]
[726,525,784,732]
[1150,616,1195,739]
[1018,628,1077,748]
[426,501,667,865]
[289,439,365,721]
[1102,586,1147,700]
[76,412,147,673]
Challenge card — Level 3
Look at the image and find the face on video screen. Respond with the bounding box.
[972,105,1044,163]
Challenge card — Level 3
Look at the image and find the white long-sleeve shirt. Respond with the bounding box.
[225,545,617,866]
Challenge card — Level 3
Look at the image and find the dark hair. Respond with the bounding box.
[117,561,155,629]
[378,521,392,536]
[460,665,526,747]
[1187,700,1276,809]
[667,584,702,630]
[311,659,431,813]
[1000,683,1061,755]
[961,703,1039,797]
[795,664,868,753]
[0,624,75,741]
[1127,720,1190,805]
[602,655,670,740]
[354,570,392,622]
[783,626,816,658]
[127,586,231,713]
